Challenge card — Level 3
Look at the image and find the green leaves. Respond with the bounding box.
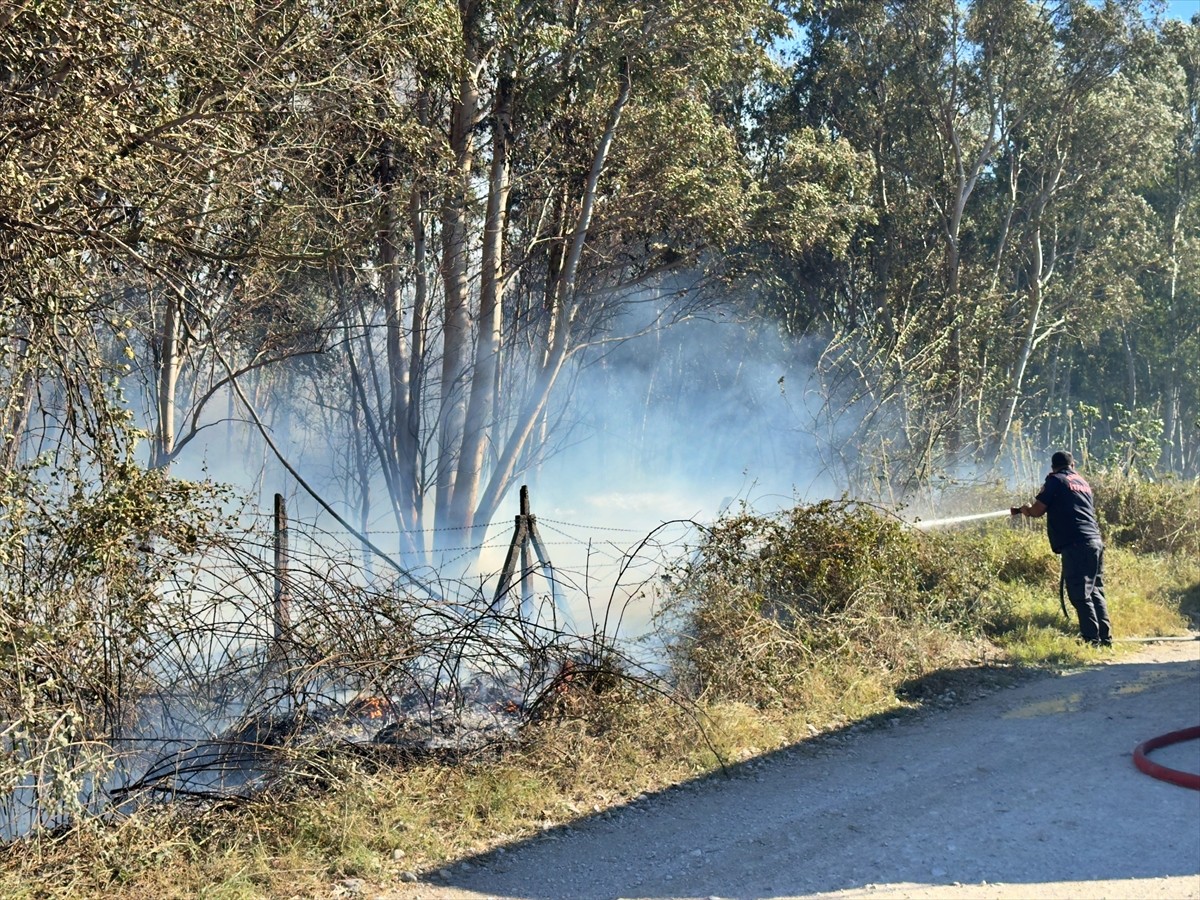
[0,446,231,835]
[773,0,1200,478]
[752,127,871,259]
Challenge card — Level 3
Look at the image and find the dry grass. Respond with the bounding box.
[0,680,927,898]
[2,481,1196,899]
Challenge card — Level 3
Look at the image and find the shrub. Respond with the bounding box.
[0,457,230,839]
[1089,470,1200,556]
[656,500,972,707]
[653,492,1173,711]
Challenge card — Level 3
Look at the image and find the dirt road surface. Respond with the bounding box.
[385,638,1200,900]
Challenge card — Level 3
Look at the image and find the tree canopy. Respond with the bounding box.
[2,0,1196,567]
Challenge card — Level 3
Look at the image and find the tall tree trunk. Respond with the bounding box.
[1121,325,1137,409]
[405,92,431,532]
[1044,338,1060,448]
[474,61,631,529]
[941,99,998,458]
[154,294,180,470]
[452,65,513,543]
[996,221,1047,457]
[378,137,421,537]
[1161,202,1183,471]
[990,152,1021,294]
[434,58,481,538]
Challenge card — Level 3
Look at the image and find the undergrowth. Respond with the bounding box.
[1,475,1196,899]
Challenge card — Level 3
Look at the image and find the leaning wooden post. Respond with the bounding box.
[526,511,560,625]
[273,492,291,640]
[494,486,529,613]
[493,485,560,623]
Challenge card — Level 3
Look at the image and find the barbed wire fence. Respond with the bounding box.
[234,488,704,644]
[1,485,710,839]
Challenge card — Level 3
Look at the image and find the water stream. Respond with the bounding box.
[908,509,1015,530]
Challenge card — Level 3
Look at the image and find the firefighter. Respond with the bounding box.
[1011,451,1113,647]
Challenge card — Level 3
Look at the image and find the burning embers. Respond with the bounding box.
[348,696,390,721]
[111,646,610,810]
[117,679,529,803]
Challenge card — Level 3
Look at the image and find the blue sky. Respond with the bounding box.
[1162,0,1199,22]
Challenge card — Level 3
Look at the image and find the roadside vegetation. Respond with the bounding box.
[3,1,1197,895]
[2,473,1195,899]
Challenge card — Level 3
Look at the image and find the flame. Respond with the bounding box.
[355,697,388,720]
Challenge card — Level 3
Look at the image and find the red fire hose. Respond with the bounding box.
[1132,726,1200,790]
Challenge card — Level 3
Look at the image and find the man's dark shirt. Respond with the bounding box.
[1036,468,1102,553]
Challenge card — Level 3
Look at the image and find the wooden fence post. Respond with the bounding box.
[493,485,561,620]
[273,492,290,640]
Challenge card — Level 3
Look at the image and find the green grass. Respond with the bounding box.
[983,540,1196,666]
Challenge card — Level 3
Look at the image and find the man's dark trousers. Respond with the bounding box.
[1062,540,1111,644]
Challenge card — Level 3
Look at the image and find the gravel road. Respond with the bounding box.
[384,637,1200,900]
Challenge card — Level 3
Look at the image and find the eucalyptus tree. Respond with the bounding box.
[1055,12,1200,477]
[310,0,875,565]
[0,1,375,474]
[789,0,1030,475]
[0,2,249,788]
[99,1,427,473]
[786,0,1182,482]
[984,0,1173,458]
[1136,16,1200,474]
[0,1,145,472]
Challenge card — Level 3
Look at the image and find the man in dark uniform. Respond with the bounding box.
[1012,451,1112,646]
